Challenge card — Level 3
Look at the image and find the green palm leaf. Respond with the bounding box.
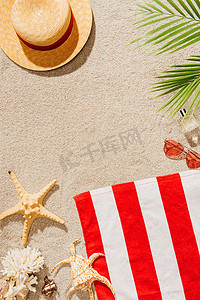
[154,57,200,117]
[130,0,200,53]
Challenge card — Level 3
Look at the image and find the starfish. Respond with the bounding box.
[0,171,65,245]
[52,239,115,300]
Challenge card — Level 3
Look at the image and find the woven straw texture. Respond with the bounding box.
[12,0,71,47]
[0,0,92,71]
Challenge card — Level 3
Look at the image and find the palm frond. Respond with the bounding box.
[154,57,200,117]
[130,0,200,53]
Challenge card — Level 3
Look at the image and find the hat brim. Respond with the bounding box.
[0,0,92,71]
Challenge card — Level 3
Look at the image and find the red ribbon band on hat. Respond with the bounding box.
[17,11,74,51]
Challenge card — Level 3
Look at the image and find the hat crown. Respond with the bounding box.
[11,0,71,47]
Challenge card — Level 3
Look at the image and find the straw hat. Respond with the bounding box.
[0,0,92,71]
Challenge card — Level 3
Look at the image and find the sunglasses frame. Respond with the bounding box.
[164,139,200,169]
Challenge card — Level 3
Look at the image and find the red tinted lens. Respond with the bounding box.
[164,140,184,159]
[186,151,200,169]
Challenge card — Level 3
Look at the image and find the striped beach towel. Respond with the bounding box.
[74,170,200,300]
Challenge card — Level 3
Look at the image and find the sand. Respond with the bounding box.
[0,0,200,299]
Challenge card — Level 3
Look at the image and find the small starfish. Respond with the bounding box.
[52,239,115,300]
[0,171,65,245]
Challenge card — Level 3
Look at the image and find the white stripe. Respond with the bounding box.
[135,177,185,300]
[90,186,138,300]
[180,170,200,253]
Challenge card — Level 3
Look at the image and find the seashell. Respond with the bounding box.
[0,278,9,299]
[16,288,29,300]
[52,240,115,300]
[42,276,57,298]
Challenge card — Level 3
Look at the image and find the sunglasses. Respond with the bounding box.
[164,140,200,169]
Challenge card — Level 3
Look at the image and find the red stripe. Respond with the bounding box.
[112,182,162,300]
[74,192,115,300]
[157,173,200,299]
